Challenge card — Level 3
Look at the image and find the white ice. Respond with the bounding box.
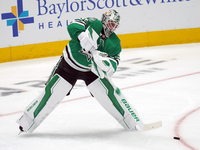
[0,43,200,150]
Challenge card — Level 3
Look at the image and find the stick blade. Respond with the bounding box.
[142,121,162,131]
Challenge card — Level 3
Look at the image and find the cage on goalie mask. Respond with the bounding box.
[101,9,120,38]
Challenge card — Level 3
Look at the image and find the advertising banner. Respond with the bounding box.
[0,0,199,48]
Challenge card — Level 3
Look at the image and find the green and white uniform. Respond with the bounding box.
[63,17,121,72]
[16,17,141,133]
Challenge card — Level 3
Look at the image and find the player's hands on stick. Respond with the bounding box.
[91,59,105,79]
[91,50,115,78]
[78,26,115,78]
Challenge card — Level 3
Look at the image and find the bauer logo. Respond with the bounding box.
[1,0,34,37]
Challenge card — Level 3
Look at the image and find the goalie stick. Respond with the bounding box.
[120,98,162,131]
[136,119,162,131]
[131,112,162,131]
[140,120,162,131]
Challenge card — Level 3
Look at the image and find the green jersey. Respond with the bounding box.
[63,17,121,72]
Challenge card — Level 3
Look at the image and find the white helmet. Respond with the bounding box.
[101,9,120,38]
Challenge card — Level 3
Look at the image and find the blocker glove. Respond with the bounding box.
[78,26,99,52]
[78,26,116,78]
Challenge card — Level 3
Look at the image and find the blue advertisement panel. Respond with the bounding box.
[0,0,199,48]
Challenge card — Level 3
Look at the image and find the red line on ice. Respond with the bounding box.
[174,106,200,150]
[1,71,200,150]
[0,71,200,118]
[121,71,200,90]
[0,111,22,117]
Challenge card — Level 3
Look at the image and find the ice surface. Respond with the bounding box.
[0,43,200,150]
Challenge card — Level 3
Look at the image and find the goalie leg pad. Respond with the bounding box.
[87,78,139,130]
[16,74,72,133]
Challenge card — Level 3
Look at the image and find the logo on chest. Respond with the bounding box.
[79,49,92,61]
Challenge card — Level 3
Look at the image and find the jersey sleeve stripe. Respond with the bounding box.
[63,45,91,72]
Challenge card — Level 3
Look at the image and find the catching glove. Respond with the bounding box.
[91,50,117,78]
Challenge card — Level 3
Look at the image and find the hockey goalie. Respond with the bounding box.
[16,9,161,133]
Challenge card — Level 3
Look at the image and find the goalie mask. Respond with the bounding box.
[101,9,120,38]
